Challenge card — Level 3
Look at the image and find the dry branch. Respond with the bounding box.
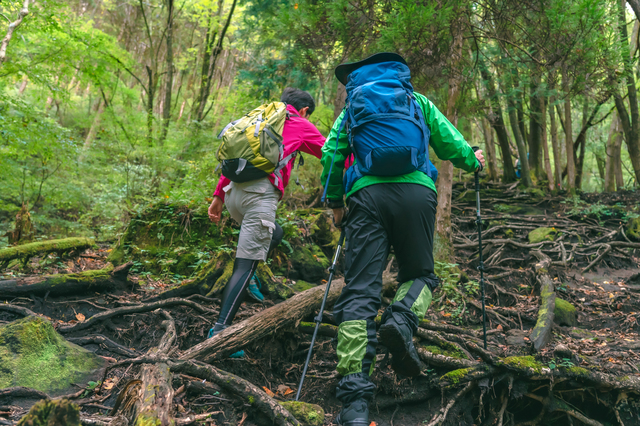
[179,279,345,363]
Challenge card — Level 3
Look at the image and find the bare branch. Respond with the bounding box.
[0,0,30,64]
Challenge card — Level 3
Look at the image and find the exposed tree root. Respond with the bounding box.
[58,297,217,333]
[67,335,139,358]
[528,251,555,352]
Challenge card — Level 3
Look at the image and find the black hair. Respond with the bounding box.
[281,87,316,116]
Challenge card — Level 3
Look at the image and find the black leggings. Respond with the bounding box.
[216,222,283,326]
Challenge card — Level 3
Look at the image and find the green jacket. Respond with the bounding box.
[320,92,479,201]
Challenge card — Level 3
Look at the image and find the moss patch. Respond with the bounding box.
[279,401,324,426]
[289,245,329,282]
[554,298,577,327]
[423,345,465,359]
[17,399,81,426]
[627,217,640,241]
[0,317,104,395]
[292,280,315,293]
[500,356,543,374]
[528,227,557,244]
[440,368,471,384]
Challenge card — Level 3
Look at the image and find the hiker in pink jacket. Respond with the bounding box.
[206,88,326,351]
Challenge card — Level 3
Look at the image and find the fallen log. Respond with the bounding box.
[528,251,555,352]
[0,237,95,269]
[179,278,346,363]
[0,262,132,298]
[131,310,176,426]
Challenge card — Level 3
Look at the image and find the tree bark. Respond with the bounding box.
[479,63,516,182]
[529,83,543,180]
[179,279,346,363]
[549,94,563,188]
[614,0,640,185]
[529,251,555,352]
[480,118,499,181]
[159,0,174,145]
[605,112,624,192]
[0,263,131,298]
[540,97,555,190]
[505,75,533,187]
[0,0,29,65]
[562,66,576,190]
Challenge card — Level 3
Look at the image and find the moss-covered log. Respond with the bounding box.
[0,262,131,298]
[17,399,81,426]
[179,279,345,363]
[0,237,95,269]
[529,251,555,352]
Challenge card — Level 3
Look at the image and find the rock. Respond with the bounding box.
[554,298,577,327]
[0,317,104,395]
[567,327,595,340]
[279,401,324,426]
[289,245,329,282]
[627,217,640,241]
[17,399,81,426]
[553,344,573,359]
[528,227,557,244]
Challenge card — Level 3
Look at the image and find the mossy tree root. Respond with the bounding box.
[168,360,300,426]
[528,251,555,352]
[0,262,132,298]
[179,279,346,363]
[0,237,95,269]
[58,297,217,334]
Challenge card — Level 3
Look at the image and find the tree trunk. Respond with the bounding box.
[505,77,533,187]
[333,83,347,121]
[159,0,174,145]
[480,118,499,181]
[146,66,155,146]
[539,97,554,190]
[614,0,640,185]
[529,83,543,180]
[562,66,576,191]
[80,100,105,161]
[0,263,131,298]
[549,94,563,188]
[479,63,516,182]
[179,279,346,363]
[18,75,28,94]
[605,112,624,192]
[575,98,589,189]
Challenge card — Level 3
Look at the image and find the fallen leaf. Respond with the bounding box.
[497,324,503,331]
[76,313,86,322]
[262,386,275,397]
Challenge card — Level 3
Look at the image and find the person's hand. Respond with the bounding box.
[332,207,346,228]
[474,149,486,171]
[208,196,224,224]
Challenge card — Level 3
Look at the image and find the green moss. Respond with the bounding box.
[554,298,577,327]
[627,217,640,241]
[134,415,163,426]
[248,395,255,404]
[289,244,329,282]
[440,368,471,384]
[567,366,589,376]
[504,229,515,239]
[0,317,104,395]
[17,399,81,426]
[423,345,465,359]
[528,227,557,244]
[501,356,543,374]
[279,401,324,426]
[292,280,315,292]
[0,237,95,264]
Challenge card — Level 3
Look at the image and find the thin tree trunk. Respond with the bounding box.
[80,100,105,161]
[549,94,563,188]
[0,0,29,65]
[575,98,589,189]
[159,0,174,145]
[18,75,28,94]
[540,97,554,190]
[146,66,155,146]
[605,112,623,192]
[562,66,576,190]
[480,118,499,181]
[529,83,543,180]
[479,64,516,182]
[505,73,533,187]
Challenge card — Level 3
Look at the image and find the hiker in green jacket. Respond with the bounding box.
[320,53,485,425]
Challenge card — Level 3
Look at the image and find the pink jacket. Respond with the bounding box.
[213,104,325,201]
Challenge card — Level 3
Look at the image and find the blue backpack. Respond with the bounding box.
[322,61,438,201]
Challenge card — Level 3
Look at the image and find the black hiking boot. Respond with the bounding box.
[379,316,422,377]
[335,399,369,426]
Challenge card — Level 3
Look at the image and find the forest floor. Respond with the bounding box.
[1,183,640,426]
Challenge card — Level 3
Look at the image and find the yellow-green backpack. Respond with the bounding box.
[216,102,296,184]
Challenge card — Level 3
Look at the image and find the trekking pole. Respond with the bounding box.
[472,146,487,350]
[296,228,346,401]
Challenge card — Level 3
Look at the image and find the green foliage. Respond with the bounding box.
[434,261,478,324]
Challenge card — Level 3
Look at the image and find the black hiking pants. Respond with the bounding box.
[333,183,439,403]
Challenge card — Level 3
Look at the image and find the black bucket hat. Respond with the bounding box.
[335,52,408,85]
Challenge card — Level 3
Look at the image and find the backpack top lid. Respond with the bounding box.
[335,52,408,85]
[346,61,413,93]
